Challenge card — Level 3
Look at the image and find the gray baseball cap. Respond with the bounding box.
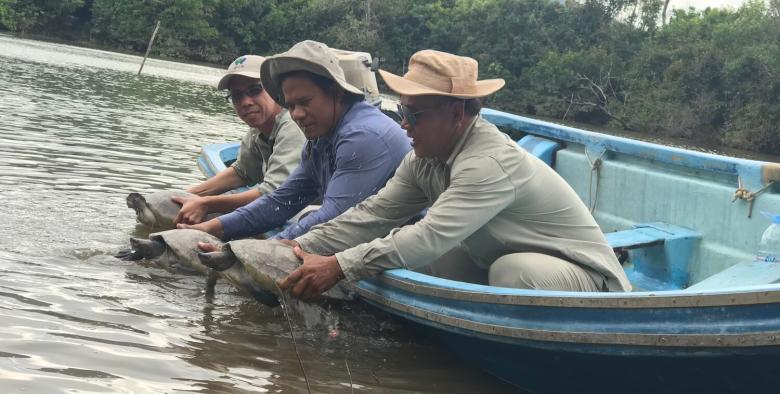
[217,55,265,91]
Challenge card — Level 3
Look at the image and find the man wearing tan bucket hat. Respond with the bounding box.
[279,49,632,299]
[172,55,305,225]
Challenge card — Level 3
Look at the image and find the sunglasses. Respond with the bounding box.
[397,99,464,127]
[396,104,429,127]
[225,84,264,104]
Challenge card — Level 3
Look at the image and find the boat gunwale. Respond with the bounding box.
[481,108,775,189]
[358,286,780,348]
[364,269,780,309]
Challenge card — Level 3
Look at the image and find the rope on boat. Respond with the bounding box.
[585,147,606,214]
[733,177,775,218]
[274,283,312,394]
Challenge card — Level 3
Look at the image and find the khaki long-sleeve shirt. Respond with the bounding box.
[232,110,305,195]
[296,116,631,292]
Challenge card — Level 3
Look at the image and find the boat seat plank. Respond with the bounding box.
[687,261,780,290]
[605,223,702,291]
[517,135,560,167]
[605,226,670,250]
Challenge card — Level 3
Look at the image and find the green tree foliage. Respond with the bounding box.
[1,0,778,154]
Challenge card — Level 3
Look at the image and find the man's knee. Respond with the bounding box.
[488,253,602,292]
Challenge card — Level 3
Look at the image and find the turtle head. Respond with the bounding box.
[127,193,158,227]
[197,249,238,271]
[129,237,166,259]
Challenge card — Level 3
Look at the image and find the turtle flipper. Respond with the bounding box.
[115,247,144,261]
[247,288,280,307]
[197,250,238,271]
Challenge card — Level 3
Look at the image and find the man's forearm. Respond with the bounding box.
[188,167,246,196]
[201,189,262,214]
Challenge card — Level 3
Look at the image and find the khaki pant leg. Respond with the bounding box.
[488,253,604,292]
[417,246,489,285]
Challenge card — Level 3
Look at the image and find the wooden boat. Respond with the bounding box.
[198,109,780,393]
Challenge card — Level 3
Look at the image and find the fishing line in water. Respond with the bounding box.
[274,283,312,394]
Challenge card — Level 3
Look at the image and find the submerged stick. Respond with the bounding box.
[345,356,354,393]
[138,20,161,76]
[274,283,312,394]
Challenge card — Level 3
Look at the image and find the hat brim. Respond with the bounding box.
[378,69,505,99]
[261,56,364,106]
[217,71,262,91]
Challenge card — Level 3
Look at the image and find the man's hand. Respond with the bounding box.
[176,218,225,239]
[197,242,222,252]
[172,195,210,225]
[279,246,344,302]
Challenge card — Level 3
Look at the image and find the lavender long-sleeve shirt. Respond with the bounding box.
[218,101,410,240]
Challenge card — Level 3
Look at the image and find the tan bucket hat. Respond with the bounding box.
[217,55,265,90]
[260,40,364,105]
[378,50,504,98]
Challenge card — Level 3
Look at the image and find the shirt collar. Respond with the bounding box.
[445,115,480,168]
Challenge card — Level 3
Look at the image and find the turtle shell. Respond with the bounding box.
[149,229,224,275]
[225,239,354,300]
[128,190,195,229]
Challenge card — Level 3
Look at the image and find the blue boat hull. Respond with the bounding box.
[359,271,780,393]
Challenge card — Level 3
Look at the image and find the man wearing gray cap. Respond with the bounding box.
[173,55,305,225]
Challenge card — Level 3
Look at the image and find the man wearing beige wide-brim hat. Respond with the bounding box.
[280,50,631,300]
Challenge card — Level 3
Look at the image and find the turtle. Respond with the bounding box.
[197,239,355,307]
[115,229,220,274]
[115,229,299,305]
[127,190,217,230]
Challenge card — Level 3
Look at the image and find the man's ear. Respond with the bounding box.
[452,100,466,126]
[331,85,345,103]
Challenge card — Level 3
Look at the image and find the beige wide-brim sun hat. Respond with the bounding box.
[378,50,505,98]
[217,55,266,91]
[260,40,364,106]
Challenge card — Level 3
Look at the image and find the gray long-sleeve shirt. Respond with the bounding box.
[231,110,305,195]
[297,116,632,292]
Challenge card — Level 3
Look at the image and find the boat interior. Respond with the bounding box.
[482,109,780,292]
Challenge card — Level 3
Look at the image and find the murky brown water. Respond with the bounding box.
[0,35,518,393]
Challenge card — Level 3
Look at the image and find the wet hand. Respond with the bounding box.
[172,195,209,225]
[176,218,225,239]
[197,242,222,252]
[279,246,344,302]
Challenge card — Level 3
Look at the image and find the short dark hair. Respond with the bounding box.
[278,70,362,105]
[463,98,483,116]
[435,97,483,117]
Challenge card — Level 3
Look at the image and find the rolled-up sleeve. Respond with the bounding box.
[274,129,406,240]
[332,156,517,282]
[255,121,305,195]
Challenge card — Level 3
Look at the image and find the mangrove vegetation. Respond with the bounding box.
[1,0,778,154]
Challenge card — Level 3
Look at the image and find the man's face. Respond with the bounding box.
[228,76,276,129]
[400,95,459,159]
[281,75,339,140]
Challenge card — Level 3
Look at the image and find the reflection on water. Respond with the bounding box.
[0,35,516,392]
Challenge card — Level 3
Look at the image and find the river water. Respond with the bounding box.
[0,35,518,393]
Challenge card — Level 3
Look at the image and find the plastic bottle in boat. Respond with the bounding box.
[755,212,780,263]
